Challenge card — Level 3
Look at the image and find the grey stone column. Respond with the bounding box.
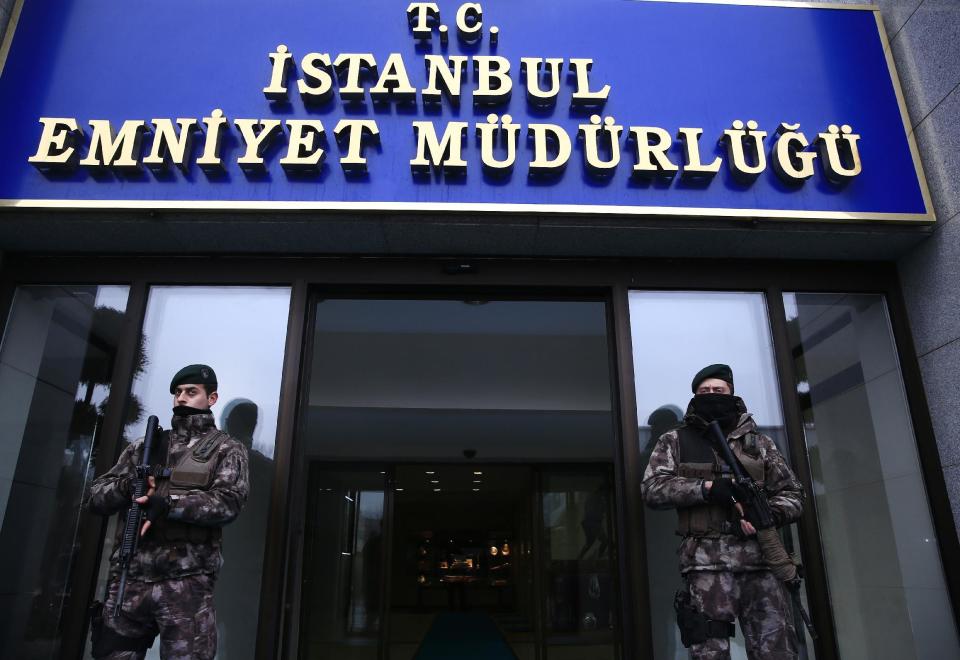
[887,0,960,542]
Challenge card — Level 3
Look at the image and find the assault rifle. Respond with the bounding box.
[113,415,163,616]
[705,420,818,641]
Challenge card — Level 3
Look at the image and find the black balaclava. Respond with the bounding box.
[690,393,742,432]
[172,404,210,417]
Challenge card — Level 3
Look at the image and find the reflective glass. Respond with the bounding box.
[300,468,386,660]
[541,470,618,660]
[0,285,129,659]
[86,286,290,660]
[784,293,960,660]
[628,290,813,660]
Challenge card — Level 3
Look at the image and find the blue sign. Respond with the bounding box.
[0,0,933,221]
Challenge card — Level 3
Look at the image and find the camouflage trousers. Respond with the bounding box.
[98,573,217,660]
[686,570,797,660]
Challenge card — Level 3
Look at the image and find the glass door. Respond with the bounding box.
[538,467,620,660]
[293,293,623,660]
[300,466,389,660]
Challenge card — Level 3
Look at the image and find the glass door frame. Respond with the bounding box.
[0,255,956,660]
[287,287,628,660]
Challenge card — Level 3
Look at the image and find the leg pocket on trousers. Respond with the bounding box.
[193,601,217,660]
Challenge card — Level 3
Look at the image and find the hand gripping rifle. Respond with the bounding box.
[705,420,817,641]
[113,415,163,616]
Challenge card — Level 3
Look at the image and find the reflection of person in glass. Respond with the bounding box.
[578,486,609,559]
[641,364,804,659]
[88,364,249,659]
[219,397,270,658]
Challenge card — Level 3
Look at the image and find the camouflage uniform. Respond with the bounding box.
[88,411,249,659]
[641,410,804,660]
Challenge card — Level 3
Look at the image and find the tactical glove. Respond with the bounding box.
[707,478,748,505]
[141,494,170,523]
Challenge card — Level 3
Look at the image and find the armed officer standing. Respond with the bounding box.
[641,364,804,660]
[88,364,249,659]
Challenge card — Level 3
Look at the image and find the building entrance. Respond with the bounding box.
[299,463,618,660]
[293,294,624,659]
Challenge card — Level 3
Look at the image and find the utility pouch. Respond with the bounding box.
[674,588,736,648]
[168,430,225,492]
[169,458,213,489]
[89,599,155,657]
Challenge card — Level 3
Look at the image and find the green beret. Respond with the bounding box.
[170,364,218,394]
[691,363,734,393]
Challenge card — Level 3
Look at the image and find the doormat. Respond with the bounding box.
[414,612,518,660]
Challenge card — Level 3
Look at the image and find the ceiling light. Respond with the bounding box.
[434,488,442,492]
[430,480,440,484]
[426,471,436,475]
[473,471,483,475]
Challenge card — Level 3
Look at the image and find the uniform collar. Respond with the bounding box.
[169,410,216,442]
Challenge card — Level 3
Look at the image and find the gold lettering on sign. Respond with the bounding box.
[406,2,440,40]
[456,3,483,44]
[280,120,326,172]
[29,118,82,169]
[473,56,512,106]
[629,126,678,177]
[422,55,467,106]
[196,109,228,171]
[722,119,767,183]
[477,114,520,176]
[234,119,282,171]
[370,53,417,103]
[410,121,468,174]
[334,119,380,173]
[333,54,378,102]
[23,5,872,191]
[676,127,721,179]
[78,119,148,171]
[579,115,622,175]
[568,59,610,109]
[298,53,335,105]
[817,124,862,183]
[772,122,816,183]
[142,118,199,173]
[528,123,572,175]
[263,45,293,101]
[521,58,563,108]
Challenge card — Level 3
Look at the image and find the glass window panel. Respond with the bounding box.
[0,285,129,659]
[86,286,290,660]
[300,468,386,660]
[541,470,618,660]
[629,290,814,660]
[784,292,960,660]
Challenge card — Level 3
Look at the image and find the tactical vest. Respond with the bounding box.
[675,425,765,537]
[153,429,228,544]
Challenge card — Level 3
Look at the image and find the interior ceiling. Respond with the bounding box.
[304,298,616,461]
